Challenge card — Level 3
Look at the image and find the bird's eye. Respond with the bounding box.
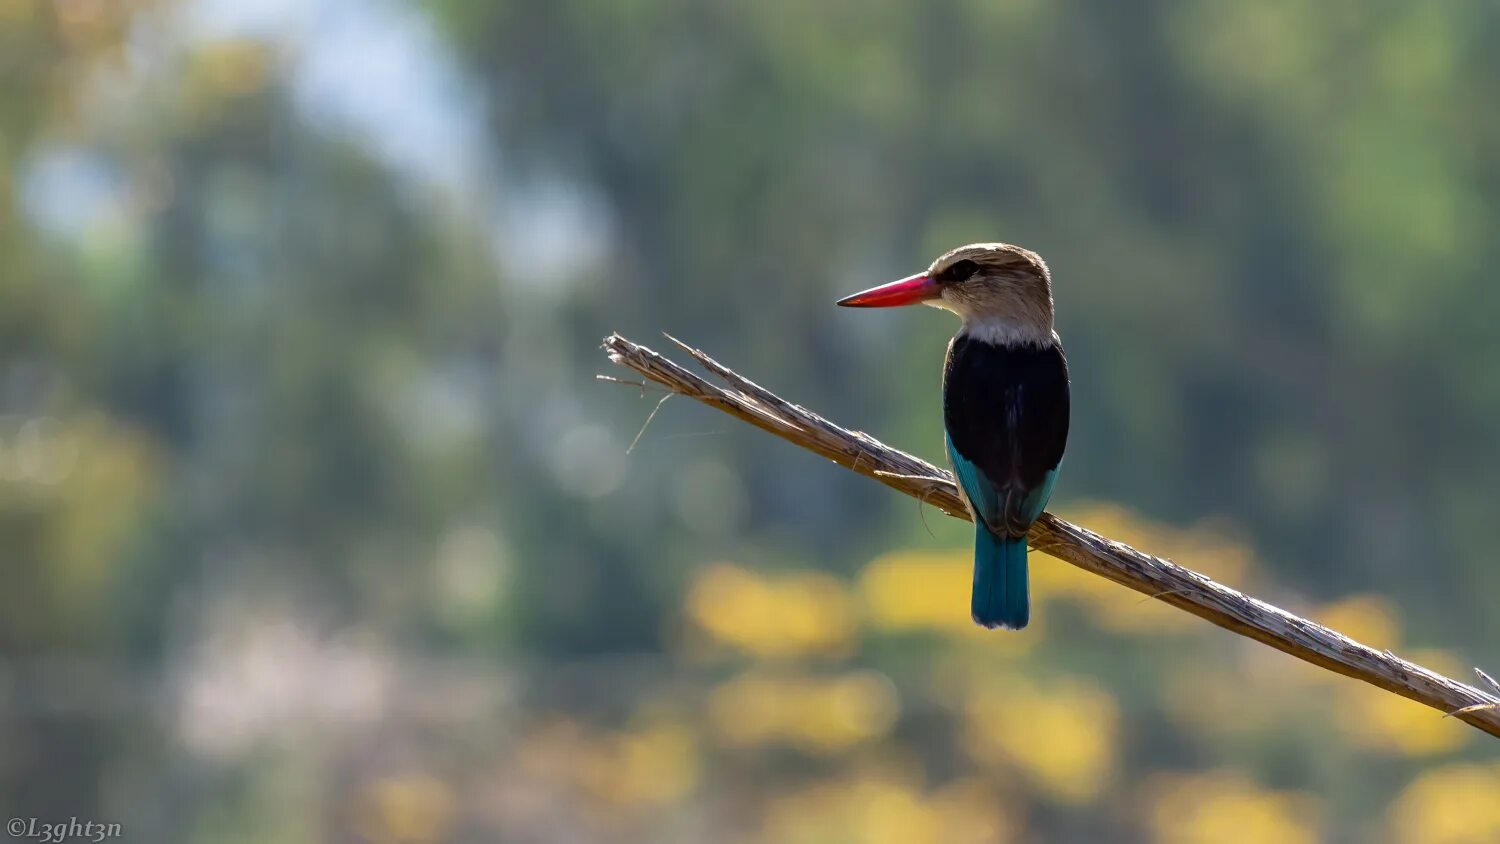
[946,259,978,282]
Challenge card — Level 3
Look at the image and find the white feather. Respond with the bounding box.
[958,317,1057,348]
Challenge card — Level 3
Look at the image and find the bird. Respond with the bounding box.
[837,243,1070,629]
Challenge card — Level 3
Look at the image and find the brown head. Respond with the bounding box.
[837,242,1055,346]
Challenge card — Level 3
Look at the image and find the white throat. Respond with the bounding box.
[957,315,1056,348]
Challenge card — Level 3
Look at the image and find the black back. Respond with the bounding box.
[943,335,1070,528]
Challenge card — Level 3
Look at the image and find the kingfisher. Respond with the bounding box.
[837,243,1070,630]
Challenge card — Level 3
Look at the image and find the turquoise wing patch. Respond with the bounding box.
[946,432,1058,535]
[1014,466,1058,527]
[946,432,1001,530]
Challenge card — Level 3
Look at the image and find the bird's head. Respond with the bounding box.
[837,243,1054,345]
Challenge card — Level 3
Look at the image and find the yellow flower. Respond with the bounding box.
[350,774,455,844]
[1057,503,1253,584]
[1315,594,1401,650]
[1389,764,1500,844]
[1335,649,1468,756]
[517,716,700,813]
[859,502,1254,640]
[760,771,1012,844]
[1143,771,1320,844]
[578,722,700,809]
[685,563,856,659]
[963,674,1117,804]
[857,550,1037,648]
[708,670,900,753]
[1038,502,1257,635]
[859,550,973,635]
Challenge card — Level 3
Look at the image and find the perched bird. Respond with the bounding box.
[837,243,1070,629]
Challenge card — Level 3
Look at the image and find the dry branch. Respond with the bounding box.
[601,332,1500,739]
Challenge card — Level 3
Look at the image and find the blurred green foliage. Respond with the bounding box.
[2,0,1499,841]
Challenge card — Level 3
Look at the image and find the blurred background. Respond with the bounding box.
[3,0,1500,841]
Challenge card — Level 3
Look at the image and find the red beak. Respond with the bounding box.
[835,273,940,308]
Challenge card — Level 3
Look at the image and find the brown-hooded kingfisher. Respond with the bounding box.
[838,243,1070,630]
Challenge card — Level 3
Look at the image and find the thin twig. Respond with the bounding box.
[627,394,671,455]
[1138,588,1197,605]
[596,374,647,389]
[1445,703,1500,719]
[600,332,1500,740]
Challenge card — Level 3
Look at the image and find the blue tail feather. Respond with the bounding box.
[971,527,1030,630]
